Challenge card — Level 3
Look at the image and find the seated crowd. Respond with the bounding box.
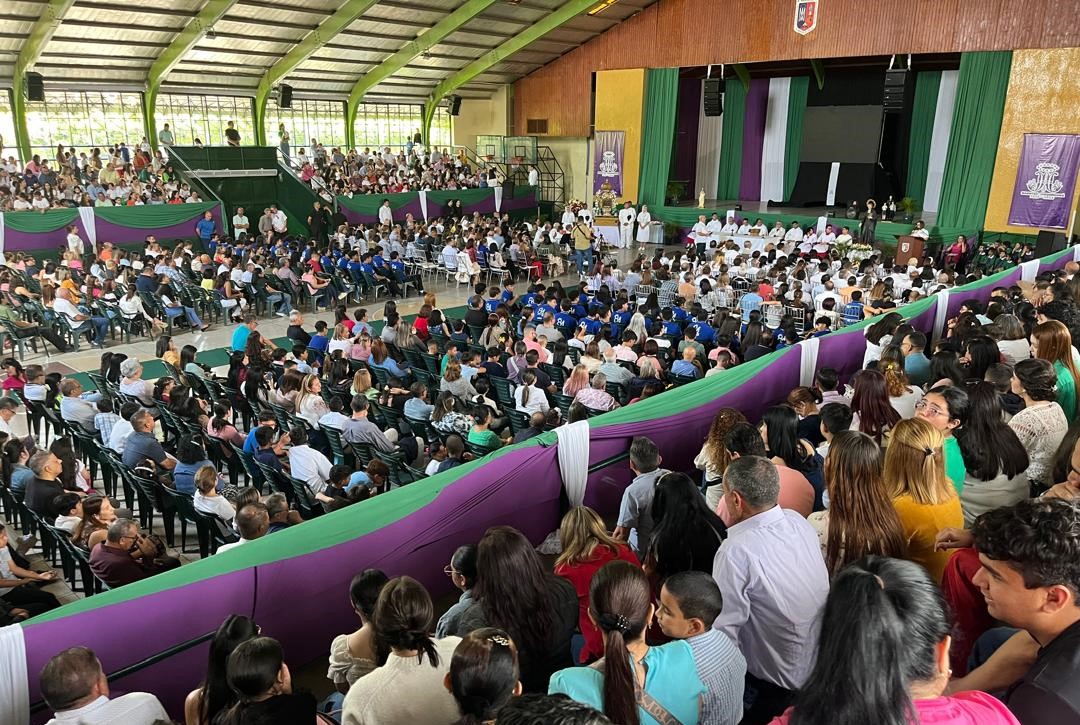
[8,214,1080,724]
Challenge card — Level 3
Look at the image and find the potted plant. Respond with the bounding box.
[899,197,919,223]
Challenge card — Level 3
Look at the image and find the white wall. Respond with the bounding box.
[544,137,590,205]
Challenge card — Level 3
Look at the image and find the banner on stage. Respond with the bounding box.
[794,0,819,35]
[1009,133,1080,229]
[593,130,625,196]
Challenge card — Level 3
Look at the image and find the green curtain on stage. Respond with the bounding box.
[2,208,78,233]
[637,67,679,209]
[716,78,747,201]
[905,71,941,208]
[783,76,809,201]
[936,51,1012,231]
[93,202,217,227]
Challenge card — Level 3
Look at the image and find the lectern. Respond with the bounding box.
[896,235,924,266]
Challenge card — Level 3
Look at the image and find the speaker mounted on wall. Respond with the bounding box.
[278,83,293,108]
[25,72,44,102]
[703,78,723,117]
[448,95,462,116]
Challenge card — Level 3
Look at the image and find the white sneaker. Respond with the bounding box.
[337,291,349,300]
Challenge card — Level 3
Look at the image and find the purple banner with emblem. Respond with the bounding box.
[1009,133,1080,229]
[592,130,625,196]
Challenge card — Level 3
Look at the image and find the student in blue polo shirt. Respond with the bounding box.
[660,308,681,337]
[692,315,715,344]
[500,281,517,308]
[555,300,576,329]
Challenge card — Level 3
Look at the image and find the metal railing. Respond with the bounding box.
[164,147,231,235]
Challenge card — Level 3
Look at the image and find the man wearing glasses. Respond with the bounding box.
[88,519,160,589]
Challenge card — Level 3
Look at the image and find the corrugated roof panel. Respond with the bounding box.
[224,3,328,26]
[53,25,178,43]
[165,71,259,88]
[66,6,186,27]
[191,37,297,55]
[361,4,446,26]
[212,19,310,39]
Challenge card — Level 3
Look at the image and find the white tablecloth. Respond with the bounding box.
[595,222,623,247]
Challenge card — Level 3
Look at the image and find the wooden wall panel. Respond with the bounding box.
[515,0,1080,137]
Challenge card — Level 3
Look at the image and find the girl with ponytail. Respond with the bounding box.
[342,576,462,725]
[549,561,704,725]
[446,628,521,725]
[778,556,1020,725]
[884,418,963,582]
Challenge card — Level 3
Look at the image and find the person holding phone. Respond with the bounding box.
[0,522,61,616]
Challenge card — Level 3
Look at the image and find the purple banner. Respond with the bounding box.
[593,130,625,196]
[1009,133,1080,228]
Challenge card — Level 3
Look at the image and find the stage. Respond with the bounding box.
[670,199,938,227]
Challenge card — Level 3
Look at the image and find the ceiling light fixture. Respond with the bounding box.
[587,0,620,15]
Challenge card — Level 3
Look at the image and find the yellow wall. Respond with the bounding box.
[545,137,591,205]
[451,85,511,150]
[985,47,1080,234]
[594,68,646,205]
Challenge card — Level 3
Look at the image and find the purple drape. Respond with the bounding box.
[738,78,769,201]
[672,77,701,188]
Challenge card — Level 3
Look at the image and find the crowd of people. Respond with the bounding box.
[1,178,1079,724]
[0,139,216,212]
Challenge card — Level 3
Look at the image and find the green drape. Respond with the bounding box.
[2,208,78,233]
[637,67,679,209]
[783,76,810,201]
[93,202,217,228]
[936,52,1012,231]
[905,71,941,208]
[425,188,494,207]
[716,79,747,200]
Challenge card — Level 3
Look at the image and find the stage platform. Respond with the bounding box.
[671,199,938,227]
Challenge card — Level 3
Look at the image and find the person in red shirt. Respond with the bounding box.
[553,506,638,664]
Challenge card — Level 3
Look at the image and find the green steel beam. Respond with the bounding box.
[345,0,501,141]
[12,0,75,162]
[144,0,239,150]
[253,0,379,146]
[732,63,751,91]
[810,59,826,90]
[421,0,597,142]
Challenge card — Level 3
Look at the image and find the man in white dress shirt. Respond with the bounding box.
[737,219,751,235]
[378,199,394,227]
[819,224,837,245]
[712,455,828,725]
[528,165,540,186]
[910,220,930,240]
[216,502,269,554]
[269,204,287,234]
[690,214,710,252]
[232,206,250,237]
[835,226,853,245]
[707,213,724,246]
[42,646,168,725]
[618,201,637,248]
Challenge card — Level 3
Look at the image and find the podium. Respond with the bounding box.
[896,235,924,266]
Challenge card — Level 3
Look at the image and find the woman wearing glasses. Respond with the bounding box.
[913,385,969,495]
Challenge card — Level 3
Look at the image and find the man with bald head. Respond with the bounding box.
[52,287,109,348]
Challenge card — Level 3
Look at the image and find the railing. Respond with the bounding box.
[275,149,335,209]
[165,147,231,235]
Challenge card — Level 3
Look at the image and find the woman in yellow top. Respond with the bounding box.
[884,417,963,582]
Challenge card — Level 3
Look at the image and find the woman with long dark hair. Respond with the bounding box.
[807,431,906,575]
[914,385,969,494]
[216,637,325,725]
[328,569,389,693]
[446,628,521,725]
[646,473,726,581]
[184,615,260,725]
[850,368,901,445]
[961,335,1001,382]
[926,350,965,389]
[761,405,825,509]
[342,576,460,724]
[863,311,903,367]
[775,557,1020,725]
[957,382,1029,525]
[549,561,704,725]
[455,526,578,693]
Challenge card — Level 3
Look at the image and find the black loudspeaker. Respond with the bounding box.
[26,72,44,102]
[278,83,293,108]
[703,78,723,116]
[448,95,462,116]
[502,179,515,197]
[883,69,908,113]
[1036,230,1068,257]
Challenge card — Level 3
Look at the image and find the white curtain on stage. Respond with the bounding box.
[923,70,959,213]
[694,80,722,201]
[0,624,28,725]
[78,206,97,249]
[760,77,791,204]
